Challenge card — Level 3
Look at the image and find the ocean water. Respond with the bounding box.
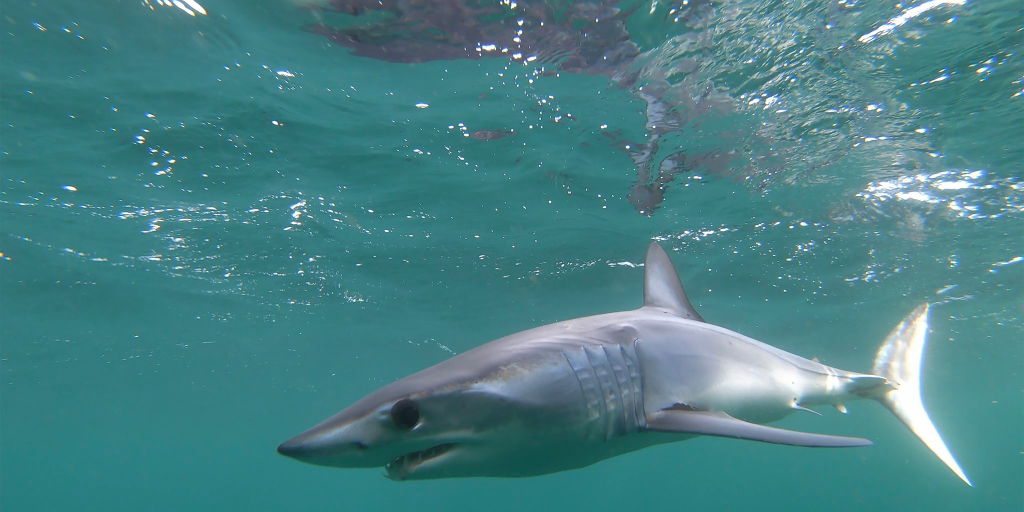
[1,0,1021,510]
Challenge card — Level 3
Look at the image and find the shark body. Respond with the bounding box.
[278,243,970,485]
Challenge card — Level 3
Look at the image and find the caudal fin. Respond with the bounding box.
[871,304,972,486]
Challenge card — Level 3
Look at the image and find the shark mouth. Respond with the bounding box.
[384,443,456,480]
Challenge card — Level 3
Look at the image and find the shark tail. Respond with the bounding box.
[869,303,972,486]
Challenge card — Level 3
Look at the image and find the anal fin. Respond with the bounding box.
[645,410,872,448]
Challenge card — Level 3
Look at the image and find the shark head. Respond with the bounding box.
[277,383,487,480]
[277,347,587,480]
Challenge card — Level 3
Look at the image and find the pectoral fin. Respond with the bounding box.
[645,410,872,448]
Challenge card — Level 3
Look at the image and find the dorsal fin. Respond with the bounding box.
[642,242,704,322]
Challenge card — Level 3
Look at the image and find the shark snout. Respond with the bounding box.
[276,436,348,460]
[276,418,389,468]
[277,432,325,460]
[276,437,306,458]
[277,428,368,463]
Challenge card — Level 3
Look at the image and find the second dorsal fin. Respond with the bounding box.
[642,242,704,322]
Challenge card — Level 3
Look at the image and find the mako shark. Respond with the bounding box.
[278,242,971,485]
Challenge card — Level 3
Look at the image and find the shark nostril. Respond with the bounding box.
[353,442,368,450]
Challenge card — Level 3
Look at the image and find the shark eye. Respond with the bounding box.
[390,398,419,429]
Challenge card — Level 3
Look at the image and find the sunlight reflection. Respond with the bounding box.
[859,0,965,44]
[143,0,207,16]
[857,169,1023,220]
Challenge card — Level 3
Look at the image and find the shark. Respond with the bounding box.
[277,242,971,485]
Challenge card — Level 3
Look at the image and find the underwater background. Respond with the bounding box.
[1,0,1021,510]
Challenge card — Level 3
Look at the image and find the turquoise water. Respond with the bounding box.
[1,0,1021,509]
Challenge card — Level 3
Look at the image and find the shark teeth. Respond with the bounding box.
[385,443,456,480]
